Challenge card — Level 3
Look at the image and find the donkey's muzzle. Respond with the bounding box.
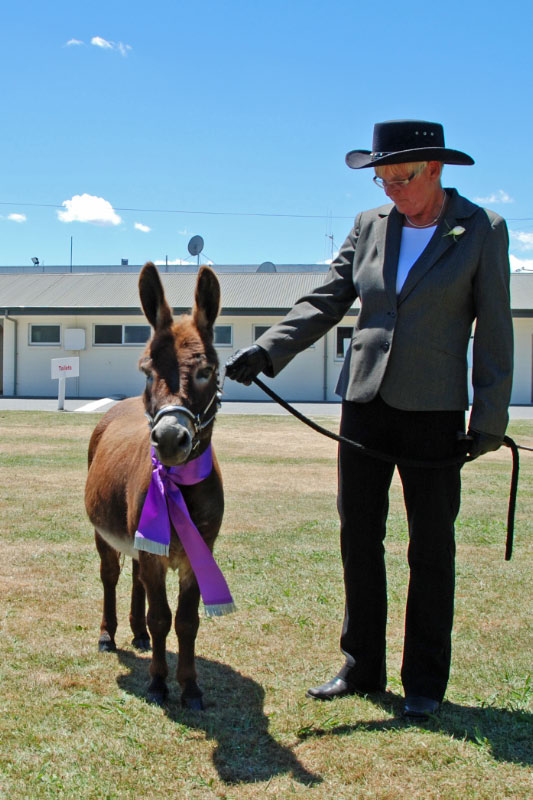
[150,414,194,466]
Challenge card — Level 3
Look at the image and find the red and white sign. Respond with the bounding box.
[51,357,80,379]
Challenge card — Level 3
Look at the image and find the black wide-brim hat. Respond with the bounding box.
[346,119,474,169]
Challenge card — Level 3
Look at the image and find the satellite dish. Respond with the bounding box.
[257,261,276,273]
[187,235,204,257]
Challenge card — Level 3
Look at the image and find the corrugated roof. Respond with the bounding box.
[0,272,331,311]
[0,270,530,312]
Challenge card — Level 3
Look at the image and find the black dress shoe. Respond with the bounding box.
[403,695,440,719]
[306,676,384,701]
[306,677,354,700]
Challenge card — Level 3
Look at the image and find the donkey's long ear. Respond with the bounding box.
[139,262,173,330]
[193,265,220,332]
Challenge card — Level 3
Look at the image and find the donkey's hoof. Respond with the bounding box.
[181,681,204,710]
[132,634,151,651]
[98,633,117,653]
[147,680,168,706]
[181,694,205,711]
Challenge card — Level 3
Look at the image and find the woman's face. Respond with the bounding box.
[377,162,441,217]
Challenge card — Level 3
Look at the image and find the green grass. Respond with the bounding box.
[0,410,531,799]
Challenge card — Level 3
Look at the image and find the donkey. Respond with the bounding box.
[85,262,230,708]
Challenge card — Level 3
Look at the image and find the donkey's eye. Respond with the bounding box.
[196,366,214,383]
[145,373,154,387]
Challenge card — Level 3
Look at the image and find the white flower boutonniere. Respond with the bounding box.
[444,225,465,242]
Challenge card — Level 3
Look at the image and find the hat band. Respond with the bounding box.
[370,152,391,161]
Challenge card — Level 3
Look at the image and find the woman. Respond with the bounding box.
[226,120,513,719]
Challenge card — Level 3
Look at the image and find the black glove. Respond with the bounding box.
[225,345,271,385]
[466,428,503,460]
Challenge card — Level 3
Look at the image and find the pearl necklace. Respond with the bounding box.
[405,192,447,228]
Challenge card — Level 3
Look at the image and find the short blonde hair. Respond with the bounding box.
[374,161,444,180]
[374,161,428,179]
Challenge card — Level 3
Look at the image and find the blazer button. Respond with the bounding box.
[381,341,390,352]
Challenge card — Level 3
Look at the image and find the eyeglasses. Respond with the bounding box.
[373,165,425,189]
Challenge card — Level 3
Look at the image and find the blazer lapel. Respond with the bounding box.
[397,189,476,305]
[378,206,403,307]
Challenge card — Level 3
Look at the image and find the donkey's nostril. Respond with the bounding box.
[151,418,193,465]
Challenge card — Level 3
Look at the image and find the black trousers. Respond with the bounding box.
[337,395,464,702]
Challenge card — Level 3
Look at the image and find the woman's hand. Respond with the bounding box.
[225,345,271,385]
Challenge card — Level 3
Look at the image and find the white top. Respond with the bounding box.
[396,225,436,294]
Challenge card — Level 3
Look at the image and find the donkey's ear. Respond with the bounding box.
[193,266,220,331]
[139,262,173,330]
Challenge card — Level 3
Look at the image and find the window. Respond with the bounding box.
[254,325,270,340]
[94,324,150,345]
[30,324,60,345]
[124,325,151,344]
[214,325,232,346]
[336,326,353,359]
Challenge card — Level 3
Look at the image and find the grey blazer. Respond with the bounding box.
[256,189,513,437]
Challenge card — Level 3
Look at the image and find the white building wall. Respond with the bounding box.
[2,318,16,395]
[77,314,147,398]
[3,311,533,405]
[217,314,352,402]
[12,315,148,398]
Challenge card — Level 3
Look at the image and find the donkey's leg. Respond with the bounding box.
[130,559,150,651]
[175,566,203,710]
[95,532,120,653]
[138,552,171,705]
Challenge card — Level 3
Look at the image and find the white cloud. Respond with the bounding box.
[510,254,533,272]
[58,194,122,226]
[91,36,113,50]
[154,258,194,266]
[91,36,132,56]
[510,230,533,251]
[317,250,339,265]
[7,213,27,223]
[473,189,514,204]
[154,258,214,267]
[134,222,151,233]
[65,38,84,47]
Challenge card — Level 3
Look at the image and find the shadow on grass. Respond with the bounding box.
[298,691,533,766]
[115,649,321,787]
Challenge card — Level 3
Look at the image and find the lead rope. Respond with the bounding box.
[250,376,531,561]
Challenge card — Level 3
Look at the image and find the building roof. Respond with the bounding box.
[0,271,334,314]
[0,269,530,315]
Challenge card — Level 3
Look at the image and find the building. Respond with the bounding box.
[0,265,531,404]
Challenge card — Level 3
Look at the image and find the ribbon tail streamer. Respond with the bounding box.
[167,488,235,616]
[134,468,171,556]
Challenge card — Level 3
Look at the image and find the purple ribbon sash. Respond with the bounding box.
[134,444,235,616]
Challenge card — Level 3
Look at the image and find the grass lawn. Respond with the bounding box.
[0,409,531,799]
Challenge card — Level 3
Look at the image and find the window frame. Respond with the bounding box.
[335,326,354,360]
[93,323,151,346]
[29,323,61,346]
[253,324,270,341]
[214,324,233,347]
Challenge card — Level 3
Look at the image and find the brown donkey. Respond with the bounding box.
[85,262,232,708]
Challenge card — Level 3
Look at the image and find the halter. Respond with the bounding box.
[145,387,222,451]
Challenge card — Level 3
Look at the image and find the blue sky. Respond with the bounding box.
[1,0,532,269]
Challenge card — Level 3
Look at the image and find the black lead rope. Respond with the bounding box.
[252,376,526,561]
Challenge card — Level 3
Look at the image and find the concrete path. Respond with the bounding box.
[0,396,532,419]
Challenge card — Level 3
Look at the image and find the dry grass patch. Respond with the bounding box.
[0,410,531,799]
